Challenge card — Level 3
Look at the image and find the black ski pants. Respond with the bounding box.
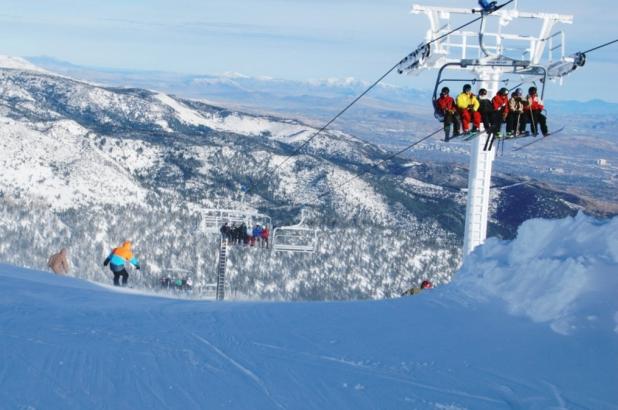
[525,110,548,135]
[443,111,461,140]
[506,112,526,134]
[112,268,129,286]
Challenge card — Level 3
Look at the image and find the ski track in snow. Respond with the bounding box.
[252,341,504,406]
[543,380,567,410]
[189,332,285,409]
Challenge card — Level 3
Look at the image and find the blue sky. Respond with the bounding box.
[1,0,617,101]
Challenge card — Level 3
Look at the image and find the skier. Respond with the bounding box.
[477,88,494,134]
[401,279,433,296]
[103,241,140,287]
[48,248,70,275]
[456,84,481,134]
[436,87,461,141]
[478,0,498,12]
[506,88,527,136]
[491,87,510,136]
[525,86,549,136]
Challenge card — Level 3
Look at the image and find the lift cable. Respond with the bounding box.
[316,128,443,199]
[244,0,515,196]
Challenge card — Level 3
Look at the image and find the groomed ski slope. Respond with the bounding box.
[1,213,617,410]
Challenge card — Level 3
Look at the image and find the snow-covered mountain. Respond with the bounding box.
[0,58,599,299]
[1,214,616,409]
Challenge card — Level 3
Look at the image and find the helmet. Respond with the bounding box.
[463,84,472,92]
[514,88,522,96]
[479,88,487,96]
[529,86,537,95]
[441,86,450,94]
[499,87,508,95]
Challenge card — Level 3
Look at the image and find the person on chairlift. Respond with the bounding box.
[456,84,481,134]
[436,86,461,141]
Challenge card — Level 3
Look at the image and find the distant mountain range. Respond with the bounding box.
[0,56,610,300]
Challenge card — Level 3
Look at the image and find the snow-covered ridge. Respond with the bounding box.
[0,55,50,74]
[456,212,618,335]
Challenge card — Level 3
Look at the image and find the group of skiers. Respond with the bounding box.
[436,84,549,141]
[220,222,270,248]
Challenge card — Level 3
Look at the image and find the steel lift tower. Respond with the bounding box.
[398,2,582,257]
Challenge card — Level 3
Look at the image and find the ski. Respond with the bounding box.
[512,126,565,152]
[462,130,482,141]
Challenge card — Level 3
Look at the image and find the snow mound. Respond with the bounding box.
[456,212,618,335]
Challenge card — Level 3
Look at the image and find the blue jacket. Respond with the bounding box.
[253,226,263,237]
[104,251,139,272]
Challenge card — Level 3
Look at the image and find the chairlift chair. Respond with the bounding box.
[272,210,317,253]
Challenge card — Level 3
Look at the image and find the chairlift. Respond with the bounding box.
[272,210,317,253]
[200,208,271,233]
[431,60,547,126]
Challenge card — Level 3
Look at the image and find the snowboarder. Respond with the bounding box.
[103,241,140,287]
[525,86,549,136]
[456,84,481,134]
[436,87,461,141]
[47,248,70,275]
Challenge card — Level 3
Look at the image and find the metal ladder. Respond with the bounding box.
[216,238,228,301]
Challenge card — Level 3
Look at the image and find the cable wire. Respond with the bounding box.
[245,0,515,195]
[582,38,618,54]
[317,128,443,199]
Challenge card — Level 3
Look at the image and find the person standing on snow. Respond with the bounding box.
[103,241,140,286]
[48,248,70,275]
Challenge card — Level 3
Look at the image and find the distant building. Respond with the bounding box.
[597,159,608,167]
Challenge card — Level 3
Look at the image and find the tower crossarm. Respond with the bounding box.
[398,3,574,75]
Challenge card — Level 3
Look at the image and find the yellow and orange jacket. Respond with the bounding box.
[456,92,480,112]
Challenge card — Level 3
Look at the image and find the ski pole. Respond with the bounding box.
[528,104,537,136]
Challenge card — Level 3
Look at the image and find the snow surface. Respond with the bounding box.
[0,117,149,210]
[1,214,616,409]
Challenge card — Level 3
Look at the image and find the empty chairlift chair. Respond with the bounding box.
[272,211,317,253]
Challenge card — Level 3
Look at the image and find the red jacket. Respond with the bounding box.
[492,94,509,115]
[436,95,456,113]
[527,94,544,111]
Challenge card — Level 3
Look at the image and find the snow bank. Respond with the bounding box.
[456,212,618,335]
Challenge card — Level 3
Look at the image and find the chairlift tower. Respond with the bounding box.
[398,2,579,257]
